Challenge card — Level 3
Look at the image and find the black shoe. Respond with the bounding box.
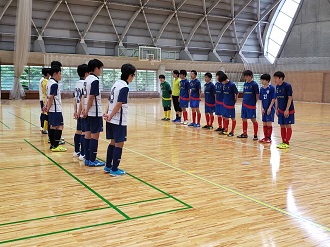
[161,117,167,121]
[228,132,234,137]
[215,127,222,131]
[206,126,213,130]
[49,145,54,150]
[253,135,258,141]
[237,133,248,138]
[202,125,209,129]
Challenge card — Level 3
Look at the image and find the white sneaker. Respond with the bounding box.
[183,120,189,125]
[73,152,80,157]
[79,155,85,161]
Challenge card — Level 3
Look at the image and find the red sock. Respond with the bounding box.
[224,119,229,132]
[263,126,267,138]
[197,113,201,124]
[210,115,214,126]
[243,121,248,135]
[183,111,188,121]
[268,126,273,139]
[253,122,258,136]
[281,127,287,143]
[192,112,196,124]
[231,120,236,133]
[218,116,223,128]
[286,127,292,144]
[205,114,210,125]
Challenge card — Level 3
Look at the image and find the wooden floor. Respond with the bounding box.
[1,98,330,246]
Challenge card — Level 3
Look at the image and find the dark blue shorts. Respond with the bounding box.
[85,116,103,134]
[106,122,127,143]
[190,99,200,108]
[241,106,256,119]
[180,99,189,108]
[215,104,223,116]
[205,105,215,114]
[48,112,63,127]
[40,101,44,110]
[223,107,236,118]
[278,112,295,125]
[262,111,275,122]
[76,118,84,131]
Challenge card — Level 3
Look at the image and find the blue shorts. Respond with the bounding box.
[106,122,127,142]
[205,105,215,114]
[241,106,256,119]
[262,111,275,122]
[278,112,295,125]
[48,112,63,127]
[190,99,200,108]
[76,118,84,131]
[180,99,189,108]
[215,104,223,116]
[223,107,235,118]
[85,116,103,134]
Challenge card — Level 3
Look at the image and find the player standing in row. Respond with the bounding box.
[73,64,90,160]
[40,68,51,134]
[237,70,259,140]
[259,74,276,143]
[103,63,136,176]
[82,59,105,167]
[274,71,295,149]
[179,70,190,125]
[44,66,67,152]
[215,70,225,132]
[203,73,216,129]
[38,69,49,134]
[159,74,172,121]
[188,70,201,127]
[219,73,238,137]
[171,70,182,123]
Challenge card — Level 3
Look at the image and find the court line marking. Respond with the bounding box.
[0,120,10,129]
[8,112,38,127]
[0,163,54,171]
[24,139,130,220]
[116,196,169,207]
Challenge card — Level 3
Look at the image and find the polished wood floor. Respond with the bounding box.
[0,98,330,246]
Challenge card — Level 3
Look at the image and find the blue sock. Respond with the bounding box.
[84,138,91,161]
[74,134,81,153]
[112,147,123,171]
[40,113,44,128]
[89,138,98,162]
[80,135,85,156]
[106,144,115,168]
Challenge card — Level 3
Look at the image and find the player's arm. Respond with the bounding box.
[267,99,275,115]
[44,84,57,112]
[234,85,239,103]
[284,96,293,118]
[85,80,99,116]
[275,98,278,116]
[73,94,78,119]
[103,101,110,118]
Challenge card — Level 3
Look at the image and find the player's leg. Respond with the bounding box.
[196,107,201,127]
[162,106,167,120]
[251,117,258,140]
[73,118,82,157]
[42,112,48,134]
[104,122,115,173]
[260,121,268,142]
[79,119,86,160]
[188,106,196,126]
[110,125,127,176]
[181,102,189,124]
[84,117,92,165]
[166,103,171,120]
[238,106,248,138]
[88,117,104,166]
[228,117,236,137]
[40,101,44,131]
[209,109,215,129]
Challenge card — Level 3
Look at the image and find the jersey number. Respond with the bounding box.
[110,87,116,104]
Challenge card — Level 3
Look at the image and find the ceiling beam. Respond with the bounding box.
[81,3,105,40]
[40,0,63,37]
[0,0,13,21]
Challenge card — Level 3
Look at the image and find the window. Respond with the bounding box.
[264,0,301,64]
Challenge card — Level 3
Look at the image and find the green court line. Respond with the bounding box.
[0,207,188,245]
[0,207,110,227]
[24,139,130,220]
[8,112,38,127]
[0,120,10,129]
[116,197,169,207]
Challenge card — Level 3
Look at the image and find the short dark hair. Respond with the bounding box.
[243,70,253,77]
[50,66,61,76]
[121,63,136,81]
[159,74,165,79]
[51,61,62,68]
[216,70,225,77]
[77,64,90,78]
[179,70,187,77]
[191,70,197,76]
[260,74,271,81]
[219,73,228,82]
[88,59,104,72]
[173,70,179,76]
[273,71,285,80]
[204,72,212,79]
[42,68,51,77]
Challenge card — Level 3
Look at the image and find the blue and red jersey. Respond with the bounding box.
[204,82,216,106]
[215,82,224,104]
[242,80,259,109]
[180,78,190,100]
[276,82,295,113]
[190,79,201,100]
[259,85,276,111]
[223,81,238,108]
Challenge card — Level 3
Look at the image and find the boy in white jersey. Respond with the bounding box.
[103,63,136,176]
[44,66,67,152]
[82,59,104,167]
[73,64,89,159]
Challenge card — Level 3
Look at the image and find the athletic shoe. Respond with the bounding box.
[84,160,91,166]
[104,166,112,173]
[237,133,248,138]
[79,155,85,161]
[183,120,189,125]
[41,130,48,134]
[202,125,209,129]
[194,124,201,128]
[264,138,272,143]
[73,152,80,157]
[59,141,65,145]
[206,126,213,130]
[51,146,67,152]
[173,119,181,123]
[188,122,195,127]
[215,127,222,132]
[61,138,65,141]
[88,160,105,167]
[49,145,54,150]
[165,118,171,121]
[221,131,229,135]
[227,132,234,137]
[253,135,258,141]
[277,143,290,149]
[110,169,126,176]
[259,138,267,143]
[161,117,167,121]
